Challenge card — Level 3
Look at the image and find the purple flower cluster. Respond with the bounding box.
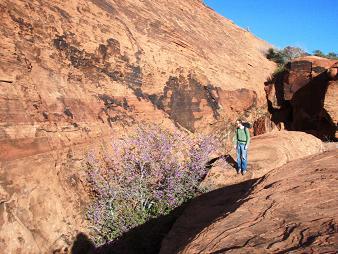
[86,124,221,244]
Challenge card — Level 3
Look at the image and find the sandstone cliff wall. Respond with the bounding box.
[1,0,275,162]
[0,1,275,252]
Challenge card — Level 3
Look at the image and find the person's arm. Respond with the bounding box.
[245,128,250,149]
[233,129,238,148]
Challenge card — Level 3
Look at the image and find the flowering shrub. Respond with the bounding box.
[86,124,220,244]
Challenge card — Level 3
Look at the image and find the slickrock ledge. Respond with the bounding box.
[160,149,338,254]
[201,131,324,190]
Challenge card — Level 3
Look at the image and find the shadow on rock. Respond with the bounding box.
[291,72,336,140]
[161,179,258,254]
[223,154,237,170]
[267,66,336,141]
[207,154,237,171]
[71,233,95,254]
[71,204,186,254]
[71,179,258,254]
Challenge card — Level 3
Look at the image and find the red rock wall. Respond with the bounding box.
[265,56,338,140]
[0,0,275,161]
[0,0,275,252]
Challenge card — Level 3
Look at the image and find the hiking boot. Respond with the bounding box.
[241,170,247,175]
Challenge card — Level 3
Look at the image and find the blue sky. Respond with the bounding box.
[204,0,338,54]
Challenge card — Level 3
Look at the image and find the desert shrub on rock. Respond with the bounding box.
[266,48,286,65]
[86,124,221,244]
[313,50,338,60]
[266,46,307,66]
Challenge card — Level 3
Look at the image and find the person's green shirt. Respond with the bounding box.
[233,127,250,146]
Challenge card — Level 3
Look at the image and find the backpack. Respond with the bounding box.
[242,122,252,129]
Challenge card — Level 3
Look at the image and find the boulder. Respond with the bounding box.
[283,56,336,100]
[328,65,338,79]
[265,56,338,140]
[324,80,338,139]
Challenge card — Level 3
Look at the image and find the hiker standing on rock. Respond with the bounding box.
[233,119,250,175]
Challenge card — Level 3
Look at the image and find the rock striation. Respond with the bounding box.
[0,0,275,252]
[0,0,275,158]
[160,148,338,254]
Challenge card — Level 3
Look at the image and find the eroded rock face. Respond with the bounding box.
[265,56,338,140]
[0,0,275,252]
[252,115,279,136]
[0,144,92,254]
[324,81,338,135]
[160,149,338,254]
[0,0,275,150]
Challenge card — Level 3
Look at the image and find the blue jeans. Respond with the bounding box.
[236,143,248,171]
